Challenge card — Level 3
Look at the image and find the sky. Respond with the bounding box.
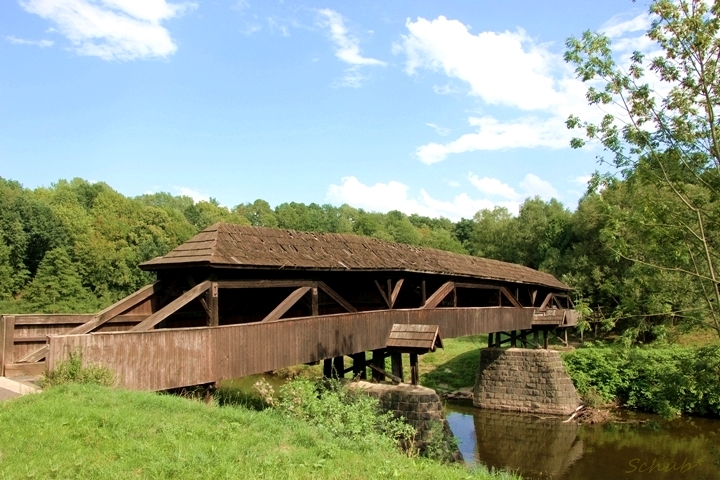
[0,0,655,220]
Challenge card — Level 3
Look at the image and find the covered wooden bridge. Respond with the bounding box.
[1,223,576,390]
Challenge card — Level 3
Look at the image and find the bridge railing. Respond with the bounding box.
[0,314,146,377]
[46,307,536,391]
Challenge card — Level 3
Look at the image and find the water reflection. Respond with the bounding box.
[445,403,720,480]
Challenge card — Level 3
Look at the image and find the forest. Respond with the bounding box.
[0,171,714,346]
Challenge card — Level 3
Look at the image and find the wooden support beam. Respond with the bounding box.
[216,280,317,289]
[207,282,219,326]
[499,286,522,308]
[374,279,405,309]
[72,282,161,336]
[187,275,212,319]
[520,330,528,348]
[421,280,426,307]
[374,280,391,308]
[391,352,403,382]
[511,330,517,348]
[422,281,455,309]
[534,329,540,349]
[351,352,367,380]
[368,363,402,385]
[323,358,333,378]
[262,287,311,323]
[390,279,404,308]
[543,329,549,349]
[539,293,554,309]
[1,316,14,376]
[311,287,319,316]
[131,281,211,332]
[371,349,385,382]
[317,282,357,313]
[410,353,419,386]
[332,356,345,379]
[488,332,494,348]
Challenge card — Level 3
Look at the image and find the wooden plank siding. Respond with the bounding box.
[2,314,146,368]
[47,307,534,391]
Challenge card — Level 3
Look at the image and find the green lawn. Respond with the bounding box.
[0,384,516,480]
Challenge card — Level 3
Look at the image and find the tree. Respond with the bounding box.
[565,0,720,337]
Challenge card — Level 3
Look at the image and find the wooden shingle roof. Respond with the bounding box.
[140,223,569,290]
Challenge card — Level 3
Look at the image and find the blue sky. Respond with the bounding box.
[0,0,654,220]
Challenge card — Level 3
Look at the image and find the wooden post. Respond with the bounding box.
[332,356,345,379]
[410,353,419,386]
[1,316,14,376]
[421,280,426,307]
[323,358,333,378]
[488,332,494,348]
[311,287,319,316]
[510,330,517,348]
[495,332,502,348]
[520,330,527,348]
[564,328,569,346]
[207,282,219,326]
[371,349,385,382]
[351,352,367,380]
[453,286,458,307]
[391,352,403,382]
[543,329,549,349]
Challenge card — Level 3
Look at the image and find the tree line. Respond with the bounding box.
[0,174,709,344]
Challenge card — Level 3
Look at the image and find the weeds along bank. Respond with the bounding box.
[562,345,720,418]
[0,361,516,479]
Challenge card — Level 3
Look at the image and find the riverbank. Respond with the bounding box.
[0,384,518,479]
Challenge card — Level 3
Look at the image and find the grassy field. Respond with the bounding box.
[0,384,517,480]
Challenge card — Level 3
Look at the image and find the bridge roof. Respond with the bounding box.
[141,223,569,290]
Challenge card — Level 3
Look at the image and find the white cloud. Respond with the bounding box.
[326,175,558,220]
[395,16,605,162]
[19,0,196,61]
[468,173,559,209]
[573,174,592,184]
[174,186,209,203]
[317,9,385,88]
[6,35,54,47]
[426,123,450,136]
[417,116,571,164]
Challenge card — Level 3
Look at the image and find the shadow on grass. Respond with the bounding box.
[421,347,481,391]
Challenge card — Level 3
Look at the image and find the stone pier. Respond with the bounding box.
[473,348,580,416]
[350,381,460,461]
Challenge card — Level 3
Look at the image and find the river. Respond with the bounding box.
[445,403,720,479]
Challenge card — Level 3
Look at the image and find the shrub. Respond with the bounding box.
[41,351,115,388]
[275,378,416,450]
[562,345,720,418]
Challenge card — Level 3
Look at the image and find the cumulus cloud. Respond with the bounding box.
[174,186,209,203]
[6,35,54,47]
[326,174,559,220]
[394,16,606,162]
[19,0,196,61]
[317,9,385,87]
[469,173,558,205]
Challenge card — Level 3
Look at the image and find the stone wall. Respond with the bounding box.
[473,348,580,415]
[349,381,460,461]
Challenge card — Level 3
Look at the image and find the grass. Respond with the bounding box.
[0,384,518,480]
[419,335,487,392]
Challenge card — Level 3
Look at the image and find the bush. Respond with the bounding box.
[41,351,115,388]
[275,378,416,451]
[562,345,720,418]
